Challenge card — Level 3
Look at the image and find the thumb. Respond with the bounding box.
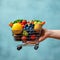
[38,35,47,42]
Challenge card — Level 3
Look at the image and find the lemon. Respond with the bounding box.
[12,23,23,34]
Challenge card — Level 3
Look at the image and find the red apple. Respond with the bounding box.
[21,36,27,42]
[30,35,36,40]
[22,20,27,25]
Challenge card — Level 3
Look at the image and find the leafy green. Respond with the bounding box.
[34,20,42,22]
[13,19,23,24]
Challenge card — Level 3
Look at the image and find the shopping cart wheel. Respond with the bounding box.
[34,44,39,50]
[17,46,22,50]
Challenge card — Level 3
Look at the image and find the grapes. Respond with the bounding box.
[24,24,34,29]
[23,23,39,41]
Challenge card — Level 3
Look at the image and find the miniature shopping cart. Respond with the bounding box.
[12,30,41,50]
[9,19,45,51]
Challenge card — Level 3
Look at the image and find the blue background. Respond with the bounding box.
[0,0,60,60]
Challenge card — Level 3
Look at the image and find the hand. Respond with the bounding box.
[38,28,50,42]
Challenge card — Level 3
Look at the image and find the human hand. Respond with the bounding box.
[26,28,50,44]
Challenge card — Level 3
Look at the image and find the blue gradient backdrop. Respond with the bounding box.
[0,0,60,60]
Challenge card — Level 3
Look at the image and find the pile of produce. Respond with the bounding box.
[9,19,45,42]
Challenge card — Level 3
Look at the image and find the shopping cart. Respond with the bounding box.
[12,30,41,50]
[9,19,45,51]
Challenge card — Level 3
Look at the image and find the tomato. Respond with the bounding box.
[30,35,36,40]
[21,36,27,42]
[22,20,27,25]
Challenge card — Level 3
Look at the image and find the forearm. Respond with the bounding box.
[48,30,60,39]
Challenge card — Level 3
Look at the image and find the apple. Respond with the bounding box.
[21,36,27,42]
[22,20,27,25]
[30,35,36,40]
[34,23,42,32]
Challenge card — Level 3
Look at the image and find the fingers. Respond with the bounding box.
[38,35,47,42]
[26,40,39,44]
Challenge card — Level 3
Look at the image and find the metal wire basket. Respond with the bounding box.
[13,30,41,41]
[12,30,42,50]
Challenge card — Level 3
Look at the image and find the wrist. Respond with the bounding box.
[46,29,53,38]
